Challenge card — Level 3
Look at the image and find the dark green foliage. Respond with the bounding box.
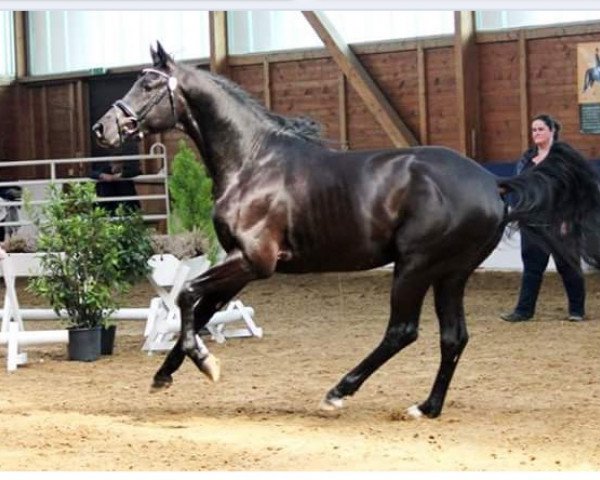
[28,182,153,328]
[114,204,154,284]
[169,141,220,263]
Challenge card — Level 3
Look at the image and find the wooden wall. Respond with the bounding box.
[0,86,14,159]
[3,21,600,175]
[478,30,600,162]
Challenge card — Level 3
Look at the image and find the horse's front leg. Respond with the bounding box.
[152,250,256,389]
[152,248,274,390]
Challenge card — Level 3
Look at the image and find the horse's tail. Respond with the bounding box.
[498,141,600,269]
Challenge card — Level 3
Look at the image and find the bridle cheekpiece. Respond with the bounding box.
[111,68,178,142]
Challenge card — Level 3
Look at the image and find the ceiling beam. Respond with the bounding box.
[454,11,480,157]
[14,11,27,78]
[302,11,418,148]
[209,11,229,76]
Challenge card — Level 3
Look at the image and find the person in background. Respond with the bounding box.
[90,160,141,215]
[0,186,22,242]
[500,114,586,323]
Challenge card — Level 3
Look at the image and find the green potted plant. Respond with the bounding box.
[28,182,153,361]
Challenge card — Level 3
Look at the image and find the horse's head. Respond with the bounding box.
[92,41,181,148]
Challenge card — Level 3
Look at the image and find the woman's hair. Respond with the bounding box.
[532,113,561,141]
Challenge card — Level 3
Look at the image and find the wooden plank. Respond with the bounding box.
[8,85,21,160]
[302,11,418,148]
[477,19,600,44]
[28,88,36,160]
[68,83,76,168]
[40,87,50,159]
[454,11,479,157]
[263,58,271,110]
[229,36,455,67]
[209,11,228,76]
[518,31,529,152]
[338,72,348,150]
[76,80,90,158]
[14,12,27,78]
[417,42,428,145]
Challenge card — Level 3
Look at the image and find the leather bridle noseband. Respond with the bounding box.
[111,68,178,142]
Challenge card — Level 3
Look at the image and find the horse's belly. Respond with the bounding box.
[275,241,393,273]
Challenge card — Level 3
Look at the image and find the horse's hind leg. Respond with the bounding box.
[321,265,430,411]
[410,274,469,419]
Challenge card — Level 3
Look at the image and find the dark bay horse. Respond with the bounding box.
[92,42,600,419]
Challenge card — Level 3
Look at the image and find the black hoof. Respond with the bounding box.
[150,374,173,392]
[418,401,441,418]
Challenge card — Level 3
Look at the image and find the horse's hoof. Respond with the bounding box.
[199,353,221,382]
[319,395,344,411]
[405,404,424,419]
[150,375,173,392]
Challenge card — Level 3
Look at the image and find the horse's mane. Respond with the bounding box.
[205,69,325,145]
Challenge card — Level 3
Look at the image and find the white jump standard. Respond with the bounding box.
[1,249,262,371]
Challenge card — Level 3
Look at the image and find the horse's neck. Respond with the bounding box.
[180,74,268,191]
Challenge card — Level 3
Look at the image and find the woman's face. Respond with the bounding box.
[531,119,553,147]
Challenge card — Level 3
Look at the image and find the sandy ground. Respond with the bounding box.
[1,269,600,471]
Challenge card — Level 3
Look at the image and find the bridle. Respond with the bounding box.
[111,67,178,142]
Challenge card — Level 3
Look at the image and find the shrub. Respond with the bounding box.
[28,182,153,329]
[169,141,220,263]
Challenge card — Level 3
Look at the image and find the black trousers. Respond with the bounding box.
[514,231,585,317]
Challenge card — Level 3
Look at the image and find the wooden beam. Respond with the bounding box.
[302,11,418,148]
[76,80,90,158]
[14,84,23,159]
[263,58,271,110]
[230,36,455,66]
[28,88,36,160]
[454,11,480,157]
[68,83,76,167]
[476,19,600,44]
[338,72,348,150]
[209,11,229,76]
[518,31,529,152]
[40,87,50,159]
[416,42,428,145]
[14,12,27,78]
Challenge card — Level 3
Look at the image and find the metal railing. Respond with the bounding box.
[0,142,170,232]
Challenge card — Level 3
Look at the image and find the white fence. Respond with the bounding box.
[0,251,262,371]
[0,142,170,233]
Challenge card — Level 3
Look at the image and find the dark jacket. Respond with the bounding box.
[90,160,141,214]
[515,147,537,175]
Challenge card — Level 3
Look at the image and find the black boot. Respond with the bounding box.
[500,311,532,322]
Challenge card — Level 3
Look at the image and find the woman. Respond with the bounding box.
[90,159,141,215]
[501,114,586,322]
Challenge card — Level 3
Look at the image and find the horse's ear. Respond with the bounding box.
[150,44,160,66]
[155,41,175,70]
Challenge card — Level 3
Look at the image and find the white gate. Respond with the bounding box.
[0,142,170,235]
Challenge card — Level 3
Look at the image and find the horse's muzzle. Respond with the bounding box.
[91,122,112,147]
